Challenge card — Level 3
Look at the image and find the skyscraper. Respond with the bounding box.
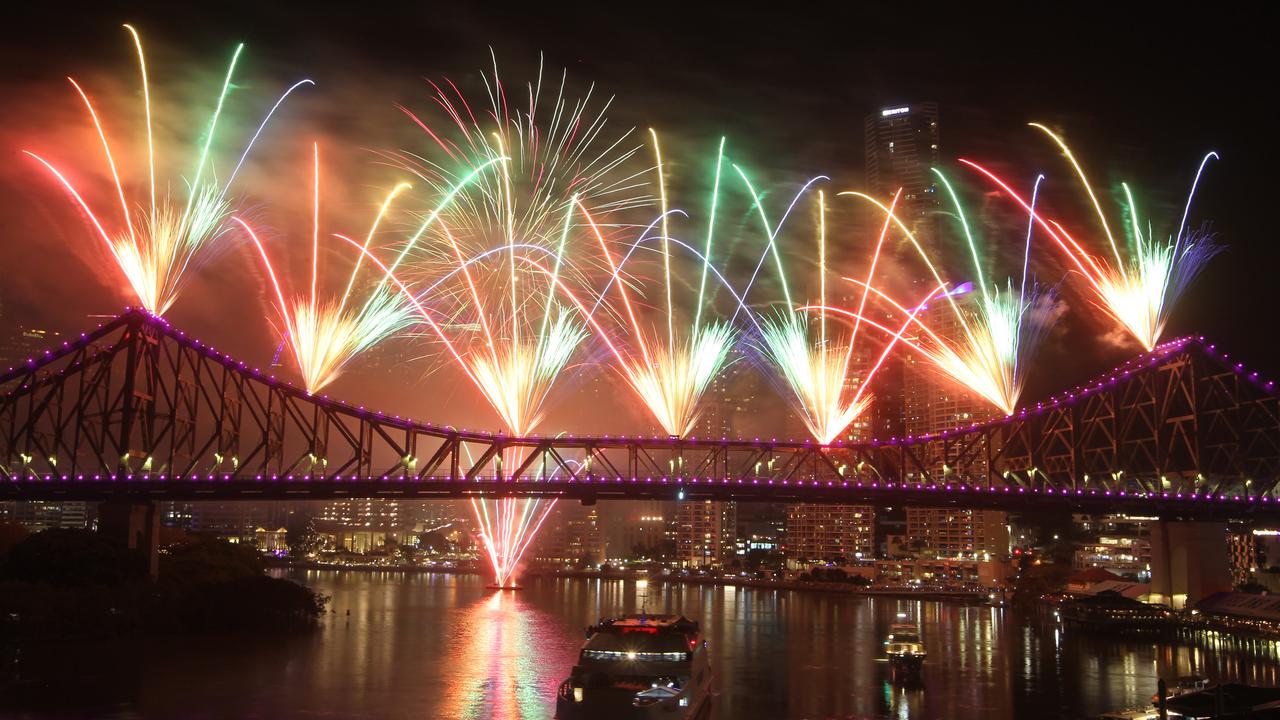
[785,504,875,567]
[864,102,941,245]
[905,507,1008,560]
[676,499,737,568]
[536,503,607,567]
[861,102,942,444]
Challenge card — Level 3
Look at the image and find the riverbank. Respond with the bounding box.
[1,530,326,639]
[276,561,1000,603]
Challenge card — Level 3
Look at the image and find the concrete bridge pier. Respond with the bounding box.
[98,499,160,579]
[1148,520,1233,609]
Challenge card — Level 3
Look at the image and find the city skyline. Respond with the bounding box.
[2,6,1276,718]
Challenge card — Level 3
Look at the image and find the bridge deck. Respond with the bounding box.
[2,310,1278,517]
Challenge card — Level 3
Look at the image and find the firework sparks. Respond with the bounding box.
[387,57,644,587]
[838,168,1055,416]
[582,134,738,438]
[737,179,930,444]
[959,125,1220,351]
[24,25,312,316]
[233,144,418,395]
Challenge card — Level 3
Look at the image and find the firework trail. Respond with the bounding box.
[733,172,936,444]
[959,125,1219,351]
[581,133,738,438]
[233,144,418,395]
[837,168,1056,416]
[24,25,312,316]
[386,56,645,587]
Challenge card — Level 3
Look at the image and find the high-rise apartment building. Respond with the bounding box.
[864,102,941,245]
[315,499,409,552]
[862,103,942,444]
[785,504,875,567]
[905,507,1008,560]
[536,504,607,567]
[676,499,737,568]
[601,500,674,561]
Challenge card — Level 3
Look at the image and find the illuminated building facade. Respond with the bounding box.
[864,102,940,245]
[2,499,89,531]
[905,507,1008,559]
[676,499,737,568]
[785,504,875,567]
[316,499,409,553]
[1072,513,1154,581]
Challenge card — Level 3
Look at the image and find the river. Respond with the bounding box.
[5,569,1280,719]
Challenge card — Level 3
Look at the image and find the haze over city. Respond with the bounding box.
[1,4,1276,719]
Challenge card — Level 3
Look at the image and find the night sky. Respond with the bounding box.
[1,3,1273,435]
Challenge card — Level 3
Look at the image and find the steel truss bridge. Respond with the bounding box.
[2,309,1278,518]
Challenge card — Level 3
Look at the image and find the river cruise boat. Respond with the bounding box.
[1058,590,1171,630]
[884,621,926,674]
[556,614,712,719]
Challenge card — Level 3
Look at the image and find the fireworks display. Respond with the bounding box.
[738,179,936,444]
[836,169,1055,417]
[380,58,644,588]
[583,133,737,438]
[234,144,419,395]
[19,28,1226,587]
[960,124,1220,351]
[24,25,311,316]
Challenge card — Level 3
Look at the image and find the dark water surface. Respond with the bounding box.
[5,569,1280,719]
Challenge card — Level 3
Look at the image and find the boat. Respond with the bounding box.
[884,621,926,675]
[1150,675,1210,705]
[1090,709,1161,720]
[1058,590,1170,630]
[555,614,712,719]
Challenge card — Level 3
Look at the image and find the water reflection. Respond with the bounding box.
[4,571,1280,719]
[443,591,564,719]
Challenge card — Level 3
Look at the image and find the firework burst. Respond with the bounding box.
[736,177,933,444]
[839,168,1055,416]
[25,25,312,316]
[582,134,738,438]
[233,144,418,395]
[387,57,644,587]
[959,125,1219,351]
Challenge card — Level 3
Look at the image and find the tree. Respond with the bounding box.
[3,528,143,586]
[286,522,323,559]
[0,521,30,560]
[161,537,264,587]
[418,530,452,553]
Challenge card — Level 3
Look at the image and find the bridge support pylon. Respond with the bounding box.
[1148,520,1233,609]
[98,499,160,579]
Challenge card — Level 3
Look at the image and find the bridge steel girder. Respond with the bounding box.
[1,310,1278,518]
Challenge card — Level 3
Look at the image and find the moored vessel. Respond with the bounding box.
[556,614,712,719]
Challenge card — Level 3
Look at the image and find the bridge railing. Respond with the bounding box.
[1,310,1277,511]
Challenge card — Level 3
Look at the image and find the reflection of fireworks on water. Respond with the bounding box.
[385,57,643,587]
[25,24,311,316]
[960,125,1219,352]
[442,591,569,717]
[234,144,418,395]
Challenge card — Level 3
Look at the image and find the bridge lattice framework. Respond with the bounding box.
[2,310,1277,518]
